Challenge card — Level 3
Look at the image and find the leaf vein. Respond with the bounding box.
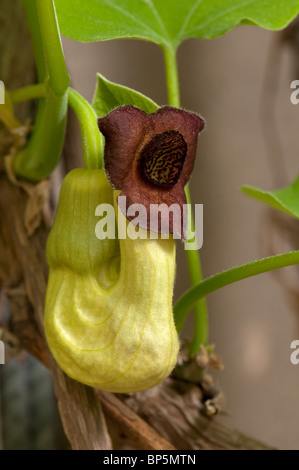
[177,0,205,40]
[143,0,171,43]
[98,0,166,43]
[183,0,257,37]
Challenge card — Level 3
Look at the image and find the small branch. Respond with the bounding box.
[124,379,274,450]
[51,364,112,450]
[10,84,47,104]
[97,391,175,451]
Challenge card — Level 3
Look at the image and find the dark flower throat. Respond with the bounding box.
[139,130,187,189]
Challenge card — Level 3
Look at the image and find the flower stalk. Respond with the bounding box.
[163,44,209,353]
[68,88,104,169]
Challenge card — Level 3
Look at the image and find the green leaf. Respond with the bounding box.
[55,0,299,48]
[92,73,159,116]
[242,176,299,219]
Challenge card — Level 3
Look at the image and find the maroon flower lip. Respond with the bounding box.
[98,105,205,240]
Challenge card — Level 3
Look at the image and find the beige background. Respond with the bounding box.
[62,25,299,449]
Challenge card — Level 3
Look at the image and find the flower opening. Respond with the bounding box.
[98,105,205,239]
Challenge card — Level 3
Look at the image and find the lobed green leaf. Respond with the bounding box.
[55,0,299,48]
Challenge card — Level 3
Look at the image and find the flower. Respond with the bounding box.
[44,169,178,392]
[98,105,205,239]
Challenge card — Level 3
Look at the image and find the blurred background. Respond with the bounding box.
[1,6,299,449]
[61,24,299,449]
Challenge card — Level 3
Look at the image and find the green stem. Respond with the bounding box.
[184,186,209,354]
[8,83,102,169]
[174,250,299,332]
[68,88,103,169]
[163,45,180,107]
[13,87,68,181]
[22,0,47,83]
[10,84,47,104]
[163,44,208,353]
[36,0,70,96]
[14,0,69,181]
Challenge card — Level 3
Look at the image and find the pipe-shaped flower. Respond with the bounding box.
[44,169,178,392]
[98,106,205,239]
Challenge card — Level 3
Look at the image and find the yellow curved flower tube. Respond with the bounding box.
[44,169,179,392]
